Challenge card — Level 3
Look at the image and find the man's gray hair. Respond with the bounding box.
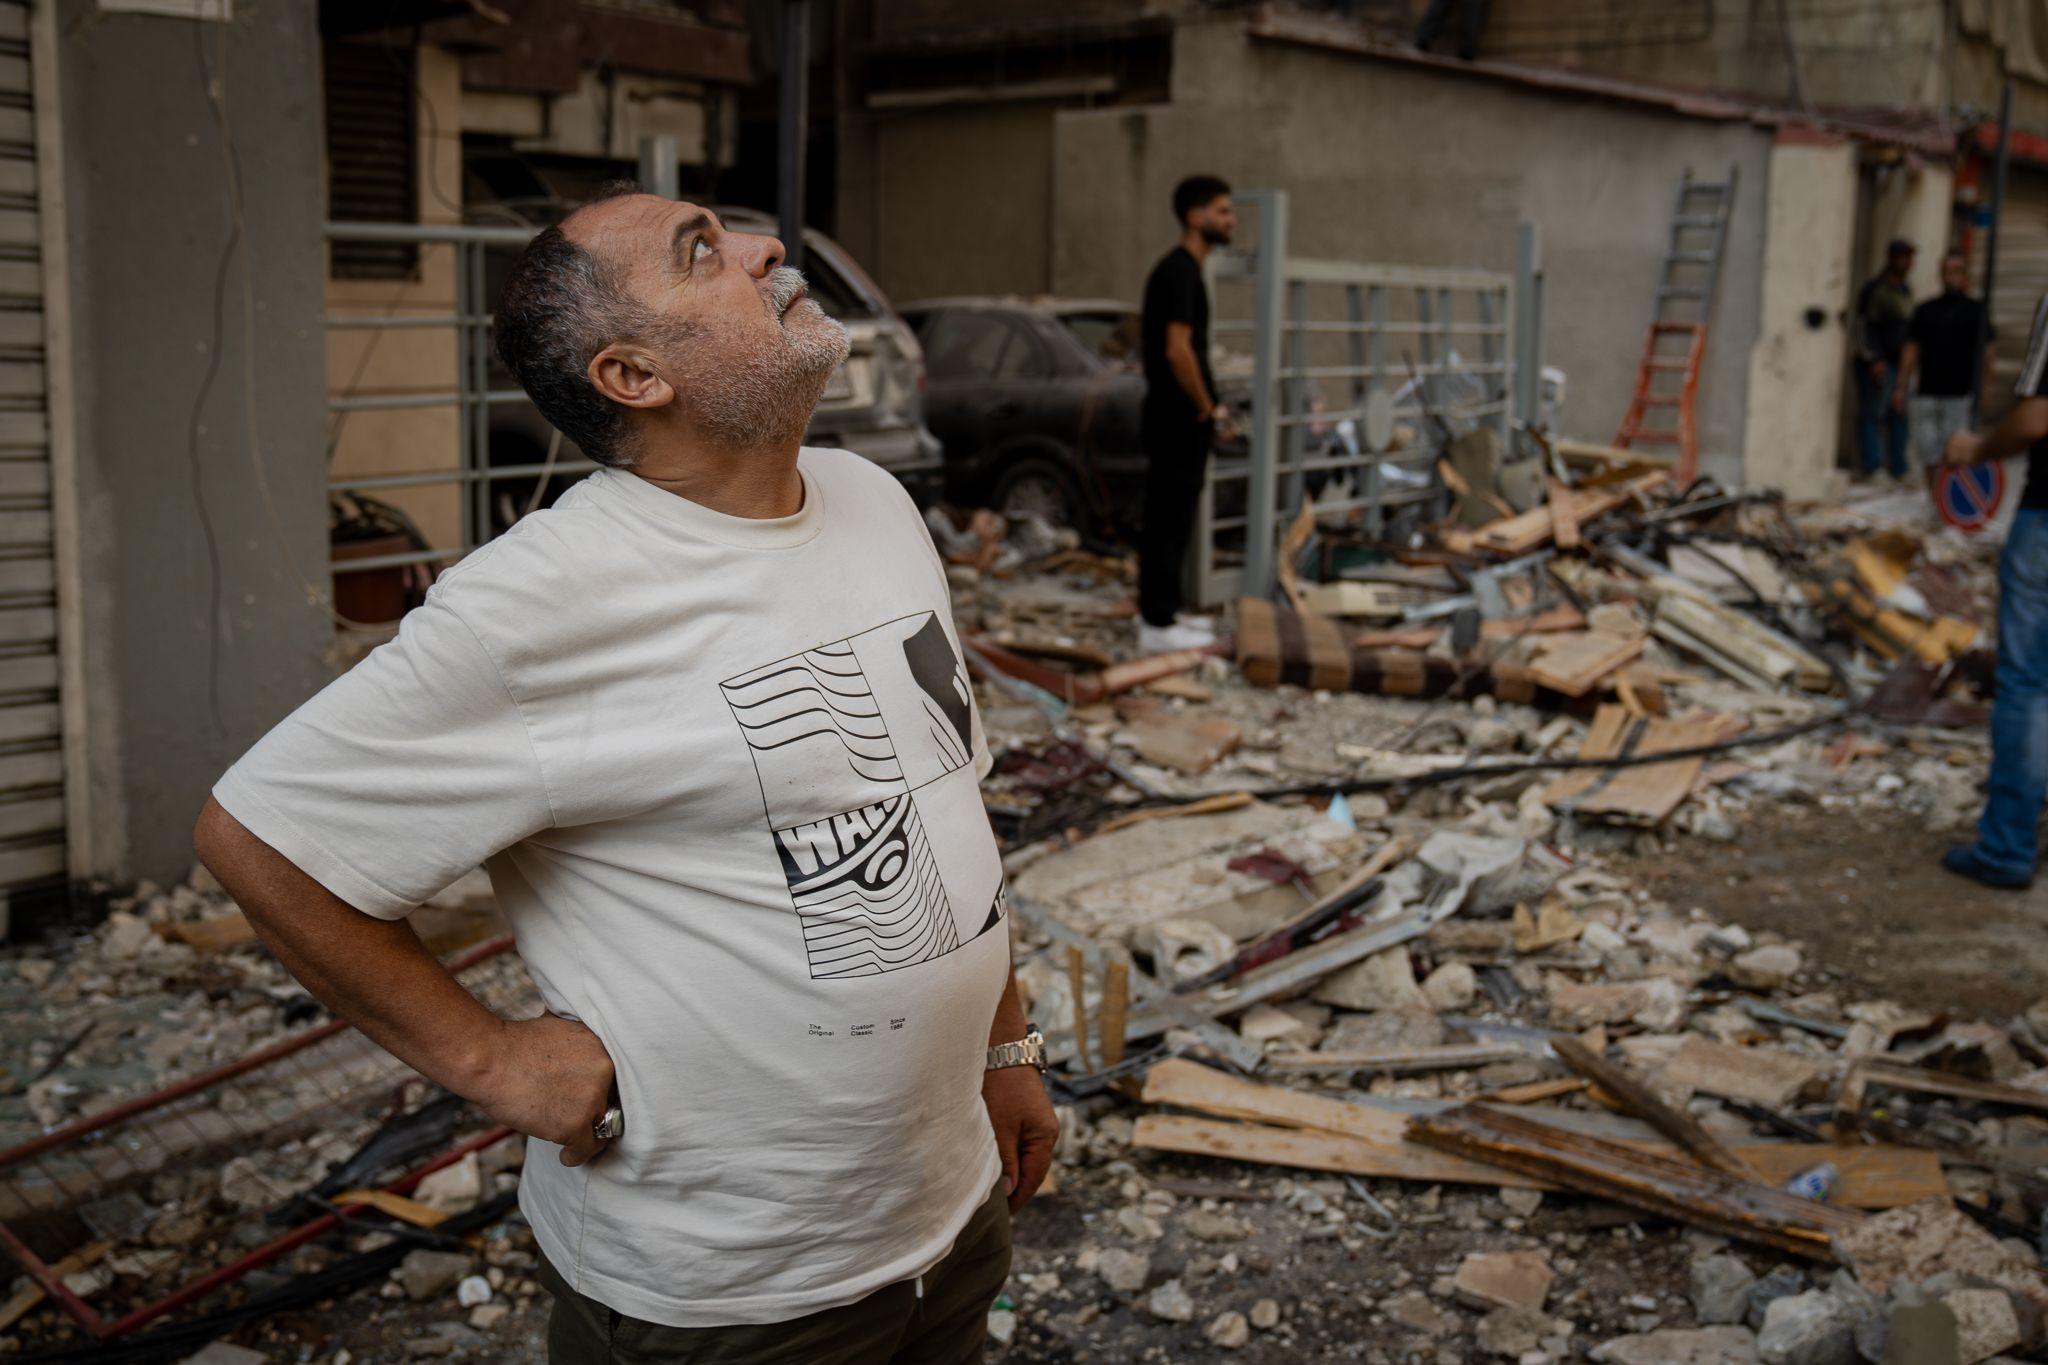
[495,182,649,469]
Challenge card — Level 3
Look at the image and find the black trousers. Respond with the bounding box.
[1139,406,1212,628]
[1415,0,1487,58]
[539,1181,1012,1364]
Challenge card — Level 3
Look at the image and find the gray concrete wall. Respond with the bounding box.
[838,100,1059,304]
[1051,18,1775,482]
[52,0,331,885]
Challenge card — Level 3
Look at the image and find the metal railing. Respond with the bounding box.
[324,221,595,577]
[1191,190,1544,606]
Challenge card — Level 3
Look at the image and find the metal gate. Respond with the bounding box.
[0,0,69,913]
[1191,189,1541,605]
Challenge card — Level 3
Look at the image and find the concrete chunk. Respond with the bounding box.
[1454,1249,1554,1311]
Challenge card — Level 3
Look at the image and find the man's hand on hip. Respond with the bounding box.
[983,1065,1058,1214]
[1945,430,1987,466]
[475,1013,619,1167]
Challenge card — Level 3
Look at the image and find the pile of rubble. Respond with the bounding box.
[0,461,2038,1361]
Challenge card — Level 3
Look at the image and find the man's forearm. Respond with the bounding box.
[988,965,1029,1045]
[1167,345,1214,416]
[194,797,506,1098]
[1975,397,2048,463]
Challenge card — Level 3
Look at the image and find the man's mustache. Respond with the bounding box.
[767,268,809,314]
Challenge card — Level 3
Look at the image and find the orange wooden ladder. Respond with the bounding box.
[1614,166,1737,483]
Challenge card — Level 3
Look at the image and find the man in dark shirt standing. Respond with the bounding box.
[1897,249,1995,490]
[1137,174,1235,653]
[1941,293,2048,888]
[1854,239,1917,481]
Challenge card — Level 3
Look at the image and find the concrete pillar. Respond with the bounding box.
[1742,127,1860,500]
[49,0,331,886]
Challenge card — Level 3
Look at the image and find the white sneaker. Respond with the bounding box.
[1138,620,1218,653]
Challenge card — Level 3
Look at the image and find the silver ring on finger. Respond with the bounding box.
[593,1106,624,1142]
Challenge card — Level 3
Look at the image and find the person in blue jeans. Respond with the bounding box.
[1855,240,1916,480]
[1942,294,2048,888]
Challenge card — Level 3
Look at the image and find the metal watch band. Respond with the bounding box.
[986,1024,1047,1074]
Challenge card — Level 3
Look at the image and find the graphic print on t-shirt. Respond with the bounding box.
[720,612,1005,978]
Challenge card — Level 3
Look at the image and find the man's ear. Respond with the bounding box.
[588,345,676,411]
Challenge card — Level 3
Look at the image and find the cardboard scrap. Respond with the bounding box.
[1541,705,1746,826]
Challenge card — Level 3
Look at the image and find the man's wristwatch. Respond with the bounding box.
[986,1024,1047,1075]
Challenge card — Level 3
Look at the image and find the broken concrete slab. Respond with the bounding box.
[1548,976,1687,1031]
[1659,1036,1828,1109]
[1756,1290,1855,1365]
[1453,1249,1554,1311]
[1944,1287,2021,1364]
[1312,946,1428,1012]
[1693,1253,1760,1326]
[1835,1199,2048,1346]
[1590,1326,1761,1364]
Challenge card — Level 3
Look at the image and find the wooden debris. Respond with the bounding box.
[1276,498,1315,614]
[1407,1103,1863,1258]
[0,1241,110,1332]
[1066,945,1093,1073]
[1300,580,1446,619]
[1651,590,1833,692]
[1442,472,1664,556]
[1541,705,1746,826]
[1137,1061,1944,1208]
[1099,959,1129,1072]
[1840,1059,2048,1117]
[332,1188,452,1228]
[1526,631,1645,697]
[1094,791,1256,837]
[1263,1043,1528,1075]
[1482,1077,1589,1105]
[1550,436,1675,471]
[1547,476,1581,551]
[1551,1035,1751,1178]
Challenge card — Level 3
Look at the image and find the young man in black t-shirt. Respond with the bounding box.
[1137,175,1235,653]
[1941,293,2048,889]
[1897,249,1994,489]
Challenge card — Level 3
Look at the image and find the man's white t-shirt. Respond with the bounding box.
[213,449,1010,1328]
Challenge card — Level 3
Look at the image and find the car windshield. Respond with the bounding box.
[1059,311,1140,368]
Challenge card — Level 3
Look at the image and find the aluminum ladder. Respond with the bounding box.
[1613,166,1737,482]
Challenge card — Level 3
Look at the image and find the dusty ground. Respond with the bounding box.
[146,801,2048,1365]
[1624,804,2048,1019]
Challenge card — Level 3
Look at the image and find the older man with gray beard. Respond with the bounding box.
[192,185,1057,1365]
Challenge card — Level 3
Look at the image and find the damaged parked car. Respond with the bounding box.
[902,296,1259,536]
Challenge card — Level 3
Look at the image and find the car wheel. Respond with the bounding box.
[990,456,1084,530]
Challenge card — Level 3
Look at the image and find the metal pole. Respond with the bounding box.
[1243,190,1287,598]
[778,0,809,271]
[637,134,679,200]
[1514,221,1544,450]
[1974,81,2012,423]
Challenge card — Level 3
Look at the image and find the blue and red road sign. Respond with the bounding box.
[1936,461,2004,534]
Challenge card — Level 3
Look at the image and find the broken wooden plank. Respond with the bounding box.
[1138,1060,1945,1208]
[1066,945,1093,1074]
[1264,1043,1527,1075]
[1135,1112,1543,1187]
[1408,1103,1862,1258]
[1099,959,1129,1072]
[1551,436,1676,471]
[1482,1076,1589,1105]
[1843,1060,2048,1116]
[1548,476,1581,550]
[1653,590,1834,692]
[1551,1035,1751,1178]
[1094,791,1256,837]
[1540,705,1745,825]
[0,1241,110,1333]
[1132,1112,1943,1210]
[1526,631,1645,698]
